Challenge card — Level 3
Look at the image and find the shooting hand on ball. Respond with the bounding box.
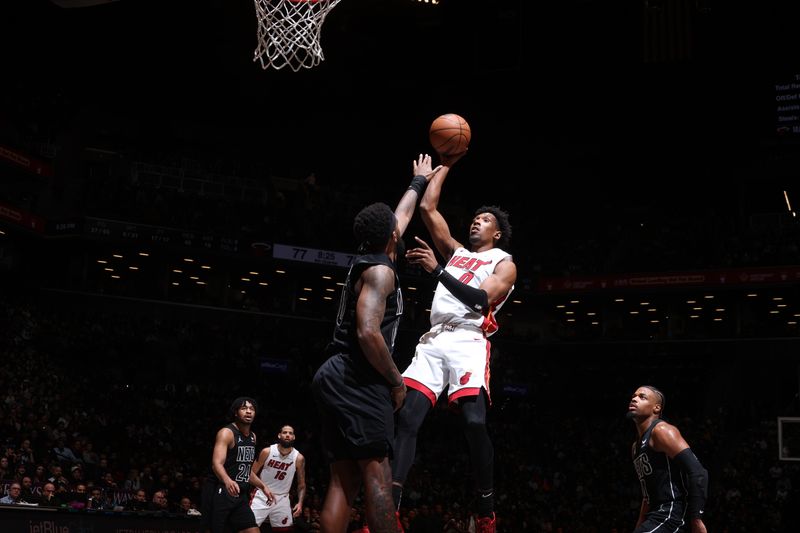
[439,149,466,168]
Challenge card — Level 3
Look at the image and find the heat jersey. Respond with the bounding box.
[258,444,299,495]
[430,247,513,335]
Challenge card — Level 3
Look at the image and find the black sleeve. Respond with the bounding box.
[432,265,489,314]
[673,448,708,519]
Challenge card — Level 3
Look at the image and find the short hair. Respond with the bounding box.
[641,385,665,417]
[354,202,396,253]
[228,397,258,421]
[474,205,512,250]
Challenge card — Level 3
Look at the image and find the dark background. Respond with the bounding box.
[3,0,718,205]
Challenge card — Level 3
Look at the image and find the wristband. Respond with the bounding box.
[408,175,428,196]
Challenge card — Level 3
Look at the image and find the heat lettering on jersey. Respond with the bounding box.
[266,459,294,471]
[447,255,492,272]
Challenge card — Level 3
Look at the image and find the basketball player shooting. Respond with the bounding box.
[392,152,517,533]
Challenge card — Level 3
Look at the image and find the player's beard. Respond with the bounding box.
[625,410,637,420]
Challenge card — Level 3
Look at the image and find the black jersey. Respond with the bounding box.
[209,424,256,492]
[327,253,402,373]
[632,419,688,506]
[313,253,402,459]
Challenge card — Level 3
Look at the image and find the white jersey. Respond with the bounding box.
[429,247,513,336]
[258,444,299,495]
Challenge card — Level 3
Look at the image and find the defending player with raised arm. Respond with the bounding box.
[312,154,441,533]
[250,424,307,531]
[628,386,709,533]
[201,397,274,533]
[392,152,516,533]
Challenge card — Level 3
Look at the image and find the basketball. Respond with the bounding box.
[429,113,471,156]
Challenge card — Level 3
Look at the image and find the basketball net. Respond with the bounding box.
[253,0,342,72]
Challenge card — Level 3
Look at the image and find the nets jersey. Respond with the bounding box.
[328,253,402,367]
[258,444,299,495]
[632,419,688,506]
[218,424,256,493]
[430,247,513,336]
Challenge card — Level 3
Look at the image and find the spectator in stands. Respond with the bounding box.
[124,488,149,511]
[66,483,89,509]
[47,464,69,490]
[0,457,9,480]
[32,465,47,485]
[148,489,170,513]
[38,482,60,507]
[13,464,28,483]
[52,437,79,465]
[19,476,35,503]
[123,468,141,491]
[69,464,85,486]
[186,476,202,506]
[88,487,113,510]
[1,482,22,504]
[177,496,194,514]
[156,472,170,493]
[140,465,155,493]
[3,445,18,468]
[16,439,35,466]
[99,471,118,490]
[96,456,111,475]
[82,441,99,469]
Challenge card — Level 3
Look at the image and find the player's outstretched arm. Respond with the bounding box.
[419,152,466,260]
[393,154,441,237]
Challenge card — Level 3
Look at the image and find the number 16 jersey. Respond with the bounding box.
[257,444,298,495]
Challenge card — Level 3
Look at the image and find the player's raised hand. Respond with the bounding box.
[405,236,440,274]
[413,153,442,181]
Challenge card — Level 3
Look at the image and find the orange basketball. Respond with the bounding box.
[429,113,471,156]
